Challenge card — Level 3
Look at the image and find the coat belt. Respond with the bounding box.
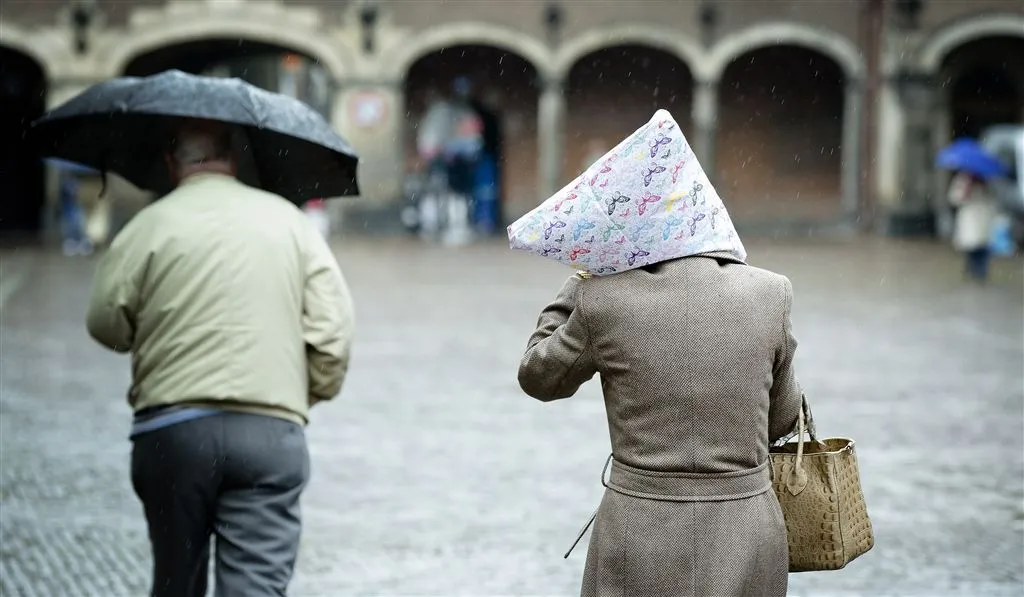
[564,454,772,558]
[605,456,772,502]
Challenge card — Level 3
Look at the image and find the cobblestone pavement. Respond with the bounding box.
[1,235,1022,597]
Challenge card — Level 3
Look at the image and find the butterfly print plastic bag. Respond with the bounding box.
[507,109,746,275]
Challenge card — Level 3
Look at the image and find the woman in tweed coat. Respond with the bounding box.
[517,247,805,596]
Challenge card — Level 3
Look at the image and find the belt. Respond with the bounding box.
[564,454,772,558]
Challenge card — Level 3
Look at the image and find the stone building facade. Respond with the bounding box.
[1,0,1022,238]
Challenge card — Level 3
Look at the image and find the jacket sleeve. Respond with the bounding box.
[768,276,805,443]
[518,274,598,402]
[85,226,147,353]
[303,228,355,406]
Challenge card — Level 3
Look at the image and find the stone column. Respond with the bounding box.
[891,72,938,236]
[841,78,864,223]
[691,79,719,177]
[930,91,954,239]
[874,78,905,216]
[329,81,406,231]
[537,76,567,200]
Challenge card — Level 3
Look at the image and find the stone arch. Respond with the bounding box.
[0,24,62,81]
[706,22,865,82]
[98,2,351,80]
[561,39,698,180]
[400,39,544,223]
[714,34,851,222]
[0,39,50,234]
[382,23,552,81]
[554,25,708,81]
[917,13,1024,73]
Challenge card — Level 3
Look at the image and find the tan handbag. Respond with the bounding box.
[769,397,874,572]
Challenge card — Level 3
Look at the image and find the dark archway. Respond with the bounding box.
[0,47,47,235]
[717,45,845,222]
[404,45,540,225]
[940,37,1024,140]
[565,45,694,181]
[124,39,332,118]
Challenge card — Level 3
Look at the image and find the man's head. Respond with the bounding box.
[164,118,237,186]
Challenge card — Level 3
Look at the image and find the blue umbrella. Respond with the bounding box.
[935,138,1009,179]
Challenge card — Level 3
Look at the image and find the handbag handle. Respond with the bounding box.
[799,395,818,443]
[785,395,817,495]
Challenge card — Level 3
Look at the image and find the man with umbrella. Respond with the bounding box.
[31,71,360,596]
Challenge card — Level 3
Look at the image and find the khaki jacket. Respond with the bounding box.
[518,253,803,596]
[86,173,354,426]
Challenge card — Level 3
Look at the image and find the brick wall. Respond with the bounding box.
[716,45,845,221]
[563,46,695,183]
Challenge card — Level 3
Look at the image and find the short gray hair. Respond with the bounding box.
[167,121,233,166]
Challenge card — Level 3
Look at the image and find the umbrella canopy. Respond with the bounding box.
[936,138,1009,180]
[508,109,745,275]
[29,69,360,204]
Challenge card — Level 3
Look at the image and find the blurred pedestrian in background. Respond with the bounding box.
[57,169,93,256]
[444,77,484,201]
[416,87,455,183]
[48,159,95,256]
[947,170,999,282]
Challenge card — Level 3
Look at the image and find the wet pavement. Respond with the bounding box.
[1,235,1022,597]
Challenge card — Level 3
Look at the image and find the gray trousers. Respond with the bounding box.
[131,412,310,597]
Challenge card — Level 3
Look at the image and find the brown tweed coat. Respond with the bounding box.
[518,252,804,597]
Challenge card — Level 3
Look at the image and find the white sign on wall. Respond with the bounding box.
[348,91,389,129]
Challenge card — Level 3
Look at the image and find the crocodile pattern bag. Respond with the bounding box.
[769,397,874,572]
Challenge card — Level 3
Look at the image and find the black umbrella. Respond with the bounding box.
[29,69,360,204]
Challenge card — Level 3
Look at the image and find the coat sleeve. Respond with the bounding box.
[302,227,355,406]
[85,226,147,353]
[518,274,598,402]
[768,276,805,443]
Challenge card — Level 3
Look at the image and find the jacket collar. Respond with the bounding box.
[178,172,236,187]
[697,250,747,265]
